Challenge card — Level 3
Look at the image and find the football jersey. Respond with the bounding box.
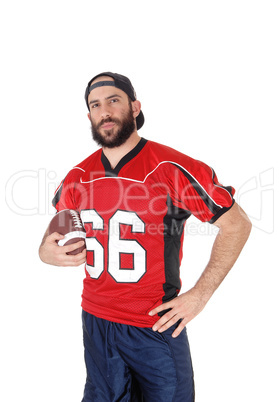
[53,138,235,327]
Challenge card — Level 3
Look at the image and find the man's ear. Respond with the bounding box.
[132,100,141,118]
[87,113,91,121]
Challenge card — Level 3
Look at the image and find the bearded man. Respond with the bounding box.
[39,72,251,402]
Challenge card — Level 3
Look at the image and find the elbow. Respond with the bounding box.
[232,203,252,239]
[243,215,252,238]
[232,212,252,245]
[217,206,252,241]
[238,206,252,236]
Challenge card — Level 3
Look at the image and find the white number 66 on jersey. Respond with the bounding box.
[80,209,147,283]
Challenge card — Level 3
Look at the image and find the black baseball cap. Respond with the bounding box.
[85,72,144,130]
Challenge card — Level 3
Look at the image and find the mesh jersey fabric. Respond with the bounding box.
[53,138,235,327]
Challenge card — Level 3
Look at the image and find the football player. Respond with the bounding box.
[39,72,251,402]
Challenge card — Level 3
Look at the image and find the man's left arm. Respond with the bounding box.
[149,202,252,337]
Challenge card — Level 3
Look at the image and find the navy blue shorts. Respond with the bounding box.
[81,310,195,402]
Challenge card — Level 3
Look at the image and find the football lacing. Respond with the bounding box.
[70,210,83,228]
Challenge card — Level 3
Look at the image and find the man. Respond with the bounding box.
[39,72,251,401]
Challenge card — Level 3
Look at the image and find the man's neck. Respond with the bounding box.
[102,132,141,169]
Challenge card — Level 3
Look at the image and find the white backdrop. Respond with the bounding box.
[1,1,278,401]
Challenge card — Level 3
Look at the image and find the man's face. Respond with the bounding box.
[87,76,136,148]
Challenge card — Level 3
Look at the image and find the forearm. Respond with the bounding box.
[194,207,252,302]
[149,203,251,337]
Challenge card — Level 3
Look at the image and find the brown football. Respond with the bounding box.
[48,209,86,255]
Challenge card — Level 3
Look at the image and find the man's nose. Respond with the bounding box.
[100,105,111,119]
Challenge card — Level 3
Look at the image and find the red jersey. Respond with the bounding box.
[53,138,235,327]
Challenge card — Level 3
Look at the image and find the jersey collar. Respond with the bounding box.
[101,138,148,177]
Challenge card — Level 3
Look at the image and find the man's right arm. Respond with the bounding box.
[39,229,87,267]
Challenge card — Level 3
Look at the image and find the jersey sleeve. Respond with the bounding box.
[168,159,235,223]
[52,169,81,212]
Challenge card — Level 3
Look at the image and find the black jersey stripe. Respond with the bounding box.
[159,195,191,315]
[170,162,221,215]
[52,179,65,209]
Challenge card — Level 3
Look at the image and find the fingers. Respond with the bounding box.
[148,300,173,317]
[40,233,87,266]
[63,240,85,254]
[148,301,184,337]
[60,248,87,267]
[148,289,206,337]
[48,233,85,255]
[152,311,187,338]
[58,244,87,267]
[152,310,181,333]
[148,296,192,338]
[172,319,187,338]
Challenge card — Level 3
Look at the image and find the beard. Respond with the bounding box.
[90,103,136,148]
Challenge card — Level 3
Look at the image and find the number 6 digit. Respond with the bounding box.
[109,210,146,283]
[80,209,104,279]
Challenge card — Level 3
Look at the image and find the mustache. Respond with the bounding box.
[97,117,120,129]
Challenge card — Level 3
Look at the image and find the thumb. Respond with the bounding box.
[48,231,65,242]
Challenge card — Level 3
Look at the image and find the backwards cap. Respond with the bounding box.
[85,72,144,130]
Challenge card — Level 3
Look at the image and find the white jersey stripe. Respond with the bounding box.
[79,160,225,209]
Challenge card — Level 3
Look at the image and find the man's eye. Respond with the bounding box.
[91,103,99,109]
[110,98,118,103]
